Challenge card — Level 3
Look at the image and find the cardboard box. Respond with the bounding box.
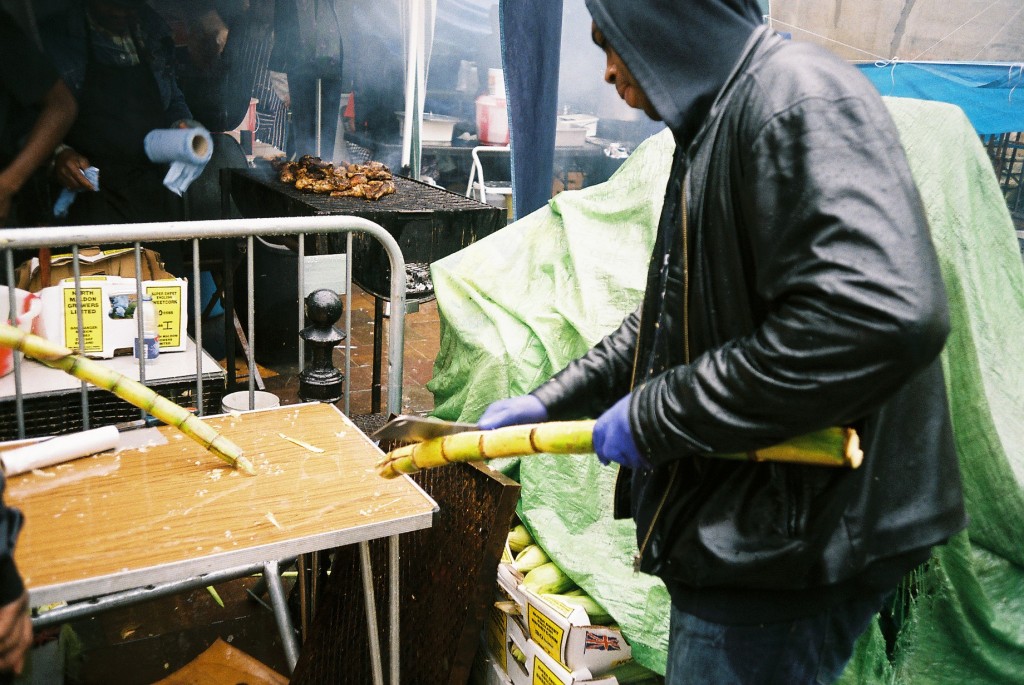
[473,649,514,685]
[37,276,188,359]
[488,602,621,685]
[521,587,632,677]
[526,642,619,685]
[487,598,531,685]
[497,562,528,615]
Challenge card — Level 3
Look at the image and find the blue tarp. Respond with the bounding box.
[857,62,1024,135]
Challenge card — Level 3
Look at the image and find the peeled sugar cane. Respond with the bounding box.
[376,419,862,478]
[0,322,254,475]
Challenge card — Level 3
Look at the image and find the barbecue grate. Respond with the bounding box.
[230,168,505,299]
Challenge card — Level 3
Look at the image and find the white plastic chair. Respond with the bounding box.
[465,145,512,205]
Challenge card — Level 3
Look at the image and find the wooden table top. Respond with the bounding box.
[5,402,437,606]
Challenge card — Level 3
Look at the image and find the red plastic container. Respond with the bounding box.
[476,95,509,145]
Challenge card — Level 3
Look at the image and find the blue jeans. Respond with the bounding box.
[664,591,889,685]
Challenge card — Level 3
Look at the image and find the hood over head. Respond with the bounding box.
[585,0,762,146]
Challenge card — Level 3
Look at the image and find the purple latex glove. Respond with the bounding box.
[593,395,651,469]
[478,395,549,430]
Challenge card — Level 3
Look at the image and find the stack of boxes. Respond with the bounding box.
[475,529,659,685]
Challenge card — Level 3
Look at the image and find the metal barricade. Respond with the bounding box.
[0,216,410,676]
[0,215,407,440]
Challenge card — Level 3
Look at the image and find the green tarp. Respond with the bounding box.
[428,98,1024,679]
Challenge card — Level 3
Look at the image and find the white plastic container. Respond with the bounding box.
[554,122,587,147]
[556,114,599,137]
[221,390,281,413]
[394,112,460,143]
[133,294,159,363]
[488,68,505,98]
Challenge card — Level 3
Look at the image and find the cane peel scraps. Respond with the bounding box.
[278,433,324,453]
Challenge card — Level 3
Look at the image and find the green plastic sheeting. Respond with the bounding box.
[429,131,675,671]
[428,98,1024,680]
[836,99,1024,684]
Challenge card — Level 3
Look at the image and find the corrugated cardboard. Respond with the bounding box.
[521,587,632,677]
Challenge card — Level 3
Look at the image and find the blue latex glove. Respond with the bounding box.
[478,394,548,430]
[593,395,650,470]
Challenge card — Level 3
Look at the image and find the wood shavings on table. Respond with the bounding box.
[277,433,325,453]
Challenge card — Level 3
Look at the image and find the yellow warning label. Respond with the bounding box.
[539,594,575,618]
[63,287,104,353]
[527,603,566,667]
[532,656,561,685]
[146,284,183,348]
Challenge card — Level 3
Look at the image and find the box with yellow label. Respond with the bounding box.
[525,642,619,685]
[487,600,532,685]
[497,561,528,615]
[37,276,188,359]
[520,587,631,677]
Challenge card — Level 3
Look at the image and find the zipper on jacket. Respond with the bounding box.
[634,179,689,572]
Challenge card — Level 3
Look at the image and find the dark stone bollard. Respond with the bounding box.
[298,289,346,403]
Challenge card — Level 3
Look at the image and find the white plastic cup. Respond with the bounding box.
[220,390,281,413]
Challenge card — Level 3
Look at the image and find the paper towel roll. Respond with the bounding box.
[144,128,213,196]
[143,128,213,165]
[0,426,119,477]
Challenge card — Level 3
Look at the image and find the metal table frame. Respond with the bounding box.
[0,216,414,683]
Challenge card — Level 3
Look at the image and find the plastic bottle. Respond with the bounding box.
[134,294,160,363]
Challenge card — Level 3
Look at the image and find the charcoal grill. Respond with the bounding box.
[228,167,505,300]
[229,167,504,412]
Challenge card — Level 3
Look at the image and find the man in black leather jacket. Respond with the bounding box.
[478,1,967,683]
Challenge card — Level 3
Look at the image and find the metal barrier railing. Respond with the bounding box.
[0,215,406,440]
[983,131,1023,214]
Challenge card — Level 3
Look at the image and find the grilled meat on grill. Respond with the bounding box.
[274,155,395,200]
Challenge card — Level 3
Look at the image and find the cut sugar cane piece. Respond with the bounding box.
[278,433,325,453]
[0,323,253,475]
[375,420,595,478]
[718,426,862,468]
[375,420,860,478]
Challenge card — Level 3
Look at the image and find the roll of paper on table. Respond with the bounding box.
[0,425,119,477]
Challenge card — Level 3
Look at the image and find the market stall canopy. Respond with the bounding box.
[769,0,1023,63]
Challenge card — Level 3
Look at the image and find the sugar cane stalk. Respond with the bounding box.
[0,323,254,475]
[376,420,861,479]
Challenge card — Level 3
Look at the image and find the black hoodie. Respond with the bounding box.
[535,0,966,625]
[585,0,762,146]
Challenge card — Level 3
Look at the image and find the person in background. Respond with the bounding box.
[42,0,202,269]
[0,10,74,676]
[269,0,344,161]
[0,9,77,227]
[477,1,967,683]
